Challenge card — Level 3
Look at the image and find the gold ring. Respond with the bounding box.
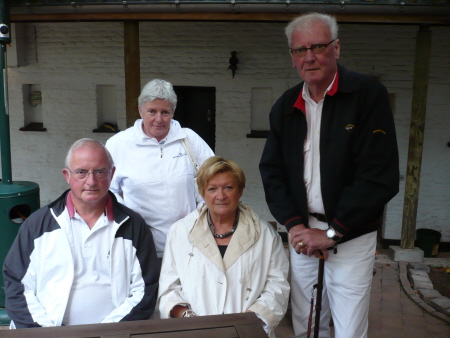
[298,241,304,248]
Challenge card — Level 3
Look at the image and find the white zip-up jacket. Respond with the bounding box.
[3,191,159,329]
[105,119,214,257]
[158,203,290,337]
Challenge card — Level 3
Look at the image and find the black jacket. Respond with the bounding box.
[259,65,399,243]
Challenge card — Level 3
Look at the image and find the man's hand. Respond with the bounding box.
[289,225,337,260]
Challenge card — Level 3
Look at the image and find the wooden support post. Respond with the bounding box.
[124,21,140,128]
[400,26,432,249]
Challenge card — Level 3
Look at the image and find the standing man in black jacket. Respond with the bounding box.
[259,13,399,337]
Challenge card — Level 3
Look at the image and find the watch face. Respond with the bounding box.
[326,228,336,239]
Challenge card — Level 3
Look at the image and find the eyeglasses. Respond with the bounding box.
[67,169,111,180]
[290,39,335,58]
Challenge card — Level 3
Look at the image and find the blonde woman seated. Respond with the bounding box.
[158,156,290,337]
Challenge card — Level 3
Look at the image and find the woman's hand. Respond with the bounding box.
[170,305,197,318]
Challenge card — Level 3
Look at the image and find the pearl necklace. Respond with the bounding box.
[207,210,239,239]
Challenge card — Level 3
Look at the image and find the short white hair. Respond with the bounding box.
[138,79,177,111]
[65,138,114,169]
[285,12,339,47]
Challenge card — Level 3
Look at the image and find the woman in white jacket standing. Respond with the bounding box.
[106,79,214,259]
[158,156,290,337]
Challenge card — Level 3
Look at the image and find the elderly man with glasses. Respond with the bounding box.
[3,138,159,329]
[260,13,399,337]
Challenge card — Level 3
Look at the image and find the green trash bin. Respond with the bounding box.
[0,181,40,325]
[416,228,442,258]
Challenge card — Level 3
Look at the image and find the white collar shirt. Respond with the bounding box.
[62,209,115,325]
[302,76,336,227]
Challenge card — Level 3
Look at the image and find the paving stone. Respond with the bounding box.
[369,301,381,311]
[442,308,450,319]
[381,266,399,277]
[372,273,382,282]
[389,246,424,262]
[413,282,433,290]
[426,318,450,334]
[370,292,382,303]
[368,328,393,338]
[409,274,433,290]
[382,299,402,309]
[409,273,432,283]
[402,313,426,324]
[382,302,402,314]
[418,300,439,313]
[381,317,403,329]
[417,289,442,303]
[399,261,408,273]
[408,268,429,277]
[374,262,384,269]
[402,300,424,316]
[381,289,401,301]
[371,278,381,289]
[430,297,450,313]
[400,275,415,296]
[402,327,433,338]
[368,313,381,327]
[408,263,431,274]
[382,278,400,287]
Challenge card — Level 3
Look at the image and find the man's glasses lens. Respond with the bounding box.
[290,39,335,57]
[71,170,109,179]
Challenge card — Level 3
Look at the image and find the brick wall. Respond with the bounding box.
[2,21,449,241]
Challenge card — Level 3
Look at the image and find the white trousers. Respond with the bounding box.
[290,219,376,338]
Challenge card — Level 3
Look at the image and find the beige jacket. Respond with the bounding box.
[158,203,290,337]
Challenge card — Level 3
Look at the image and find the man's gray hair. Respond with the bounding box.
[138,79,177,111]
[65,138,114,169]
[285,12,339,47]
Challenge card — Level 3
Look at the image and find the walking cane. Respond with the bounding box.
[307,252,325,338]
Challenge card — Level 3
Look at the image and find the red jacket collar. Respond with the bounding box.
[293,71,339,114]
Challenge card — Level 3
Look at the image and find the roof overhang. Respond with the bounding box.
[10,1,450,25]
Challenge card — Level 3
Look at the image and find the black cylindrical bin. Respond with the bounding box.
[0,181,40,318]
[416,228,442,258]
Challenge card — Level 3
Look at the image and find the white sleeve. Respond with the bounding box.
[248,226,290,333]
[157,227,191,318]
[105,138,124,201]
[3,224,58,328]
[101,254,145,323]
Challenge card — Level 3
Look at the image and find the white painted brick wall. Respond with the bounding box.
[2,21,449,241]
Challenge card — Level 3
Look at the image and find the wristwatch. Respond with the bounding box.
[326,227,341,242]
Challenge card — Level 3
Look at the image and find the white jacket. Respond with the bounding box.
[158,203,290,337]
[105,119,214,257]
[3,191,159,328]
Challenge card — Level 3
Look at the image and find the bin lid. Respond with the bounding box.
[0,181,40,198]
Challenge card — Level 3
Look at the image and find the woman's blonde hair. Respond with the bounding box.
[197,156,246,199]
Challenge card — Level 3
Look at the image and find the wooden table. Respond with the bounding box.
[0,312,267,338]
